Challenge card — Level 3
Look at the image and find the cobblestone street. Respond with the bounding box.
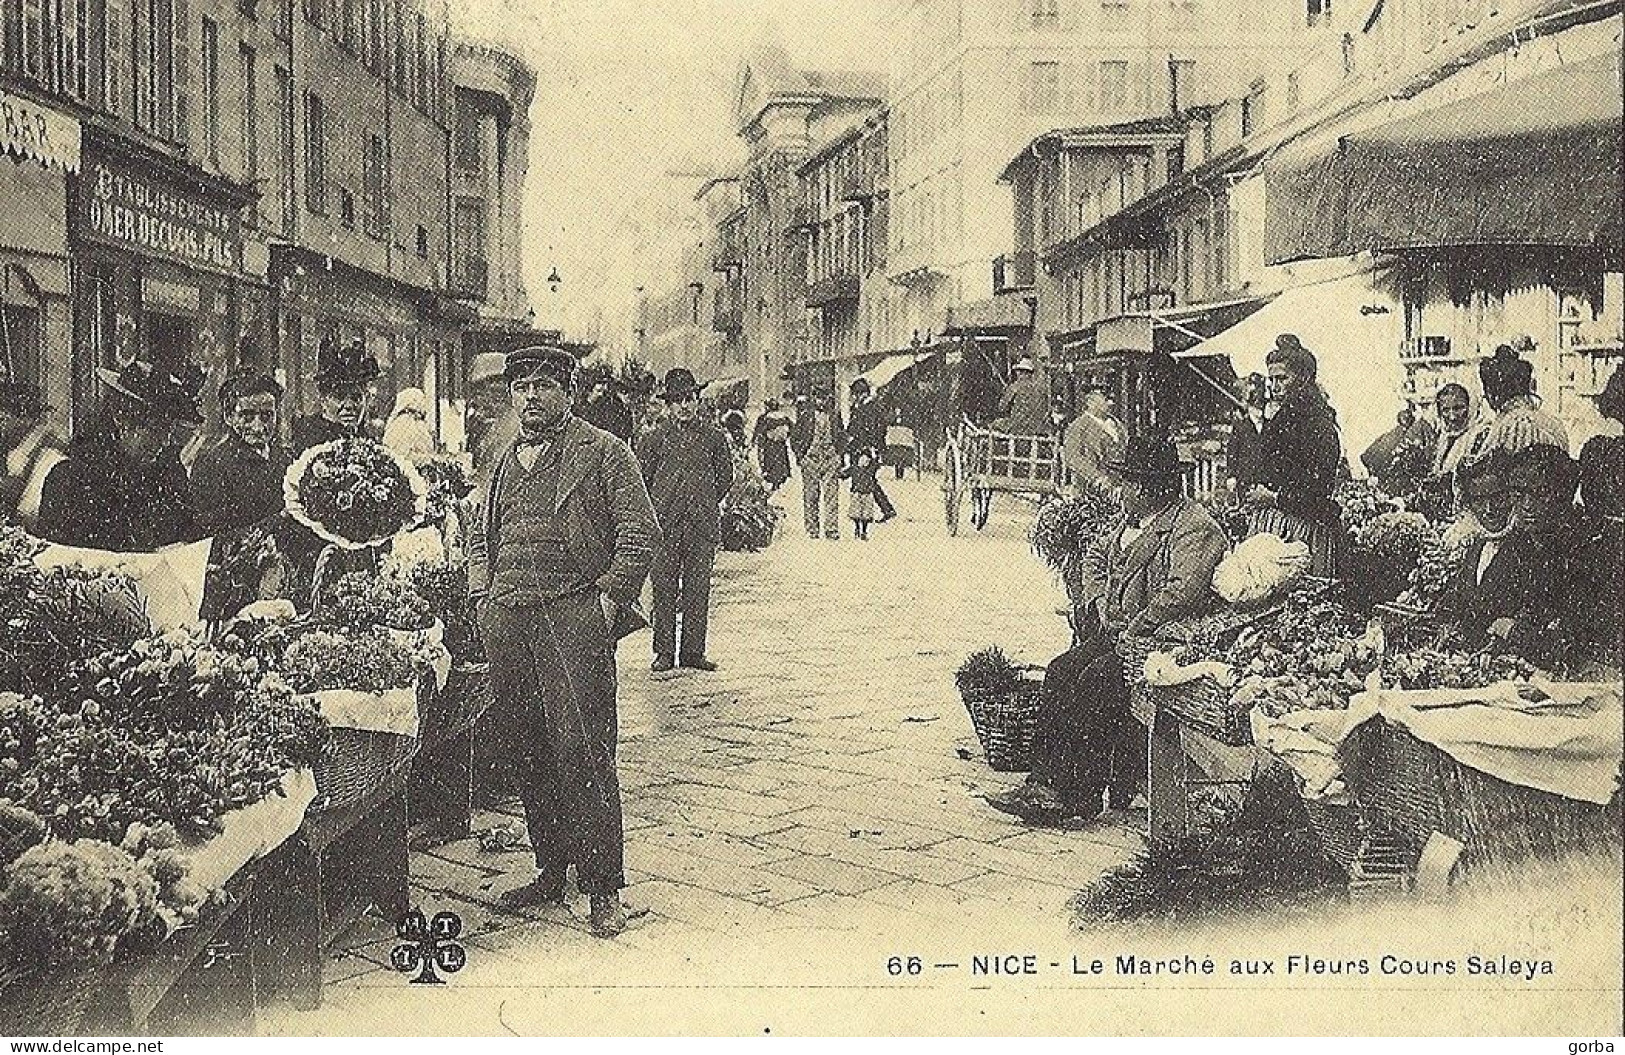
[263,473,1148,1033]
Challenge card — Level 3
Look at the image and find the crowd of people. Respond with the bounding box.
[989,335,1623,827]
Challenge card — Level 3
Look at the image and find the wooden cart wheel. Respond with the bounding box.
[942,440,963,536]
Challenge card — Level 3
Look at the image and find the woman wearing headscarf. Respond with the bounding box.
[1243,334,1344,577]
[1459,342,1570,466]
[383,386,436,459]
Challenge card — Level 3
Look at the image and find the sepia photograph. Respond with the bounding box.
[0,0,1621,1039]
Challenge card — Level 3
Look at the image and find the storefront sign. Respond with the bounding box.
[79,159,242,275]
[144,277,202,314]
[0,87,79,172]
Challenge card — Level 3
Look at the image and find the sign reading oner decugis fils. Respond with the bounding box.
[79,159,242,274]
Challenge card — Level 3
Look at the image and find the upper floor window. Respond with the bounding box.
[454,91,481,172]
[362,133,387,239]
[1168,58,1196,114]
[304,90,327,214]
[1024,61,1060,113]
[1100,60,1128,109]
[200,17,220,162]
[1030,0,1058,28]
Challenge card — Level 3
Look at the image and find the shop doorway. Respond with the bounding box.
[0,304,41,388]
[144,311,195,373]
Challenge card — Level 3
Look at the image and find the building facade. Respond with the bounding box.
[885,0,1306,355]
[0,0,534,446]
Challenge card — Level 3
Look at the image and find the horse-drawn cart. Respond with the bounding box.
[940,419,1065,534]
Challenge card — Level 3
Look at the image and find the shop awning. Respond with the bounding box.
[1177,271,1407,458]
[854,353,926,392]
[705,375,749,404]
[1,87,80,172]
[943,293,1033,335]
[1266,52,1623,265]
[1052,295,1272,360]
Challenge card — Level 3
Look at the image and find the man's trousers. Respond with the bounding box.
[650,525,717,662]
[1029,632,1145,809]
[801,466,841,538]
[481,593,625,894]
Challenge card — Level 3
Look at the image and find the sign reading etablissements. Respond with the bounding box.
[0,86,80,171]
[80,159,242,276]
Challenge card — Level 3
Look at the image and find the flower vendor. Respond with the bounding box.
[291,339,381,455]
[190,370,292,539]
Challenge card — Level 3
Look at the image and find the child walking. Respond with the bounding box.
[845,447,880,540]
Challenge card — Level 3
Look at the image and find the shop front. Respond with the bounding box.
[1,85,80,433]
[273,245,469,442]
[69,130,250,434]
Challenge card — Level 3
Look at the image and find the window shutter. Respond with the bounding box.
[22,0,43,83]
[104,0,127,117]
[171,0,190,148]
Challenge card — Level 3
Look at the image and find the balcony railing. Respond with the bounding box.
[450,257,489,299]
[806,273,859,308]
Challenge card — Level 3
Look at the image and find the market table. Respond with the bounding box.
[1142,709,1260,843]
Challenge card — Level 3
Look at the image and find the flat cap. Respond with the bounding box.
[504,345,577,384]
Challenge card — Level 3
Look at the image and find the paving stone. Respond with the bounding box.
[758,853,900,896]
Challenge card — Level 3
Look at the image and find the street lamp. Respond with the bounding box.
[546,267,562,294]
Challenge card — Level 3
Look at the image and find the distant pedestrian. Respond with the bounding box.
[292,339,381,454]
[847,379,895,522]
[884,408,915,481]
[790,391,844,540]
[992,357,1050,435]
[753,398,794,492]
[844,447,880,540]
[1061,382,1126,495]
[637,368,734,674]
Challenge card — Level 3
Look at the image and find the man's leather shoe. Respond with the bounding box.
[497,877,567,912]
[679,657,718,672]
[651,655,676,673]
[588,894,627,938]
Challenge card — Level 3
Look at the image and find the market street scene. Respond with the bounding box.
[1,0,1622,1039]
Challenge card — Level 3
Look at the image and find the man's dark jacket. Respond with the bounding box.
[190,434,292,537]
[635,418,734,544]
[466,416,658,640]
[37,432,198,552]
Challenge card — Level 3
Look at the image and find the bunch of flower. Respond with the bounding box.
[59,629,267,729]
[280,628,423,695]
[284,438,427,548]
[1395,519,1479,610]
[1,556,147,696]
[1334,480,1398,528]
[415,457,474,523]
[314,571,435,632]
[406,560,483,663]
[721,500,782,553]
[0,837,157,968]
[6,675,326,844]
[1029,483,1121,575]
[954,646,1028,702]
[1349,510,1437,566]
[1384,647,1535,691]
[1212,584,1381,718]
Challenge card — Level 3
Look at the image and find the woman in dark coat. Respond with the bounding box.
[752,399,794,492]
[1244,335,1344,576]
[37,362,202,552]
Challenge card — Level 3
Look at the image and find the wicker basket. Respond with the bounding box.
[1152,678,1253,746]
[1348,720,1624,872]
[1301,797,1366,872]
[961,674,1044,772]
[312,726,420,814]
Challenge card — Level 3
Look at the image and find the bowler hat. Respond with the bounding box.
[314,339,381,389]
[96,360,204,425]
[1105,434,1189,481]
[849,378,872,394]
[659,367,706,402]
[1080,381,1110,396]
[504,345,577,385]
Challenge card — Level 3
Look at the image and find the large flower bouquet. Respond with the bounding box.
[283,438,428,549]
[407,560,483,663]
[1029,483,1122,576]
[1394,517,1480,611]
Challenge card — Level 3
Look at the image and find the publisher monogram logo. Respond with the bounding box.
[389,909,467,985]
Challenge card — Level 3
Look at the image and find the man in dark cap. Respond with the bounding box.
[0,380,63,531]
[846,378,896,522]
[986,436,1226,825]
[636,367,734,674]
[466,345,658,937]
[38,361,203,551]
[291,338,381,453]
[190,370,291,538]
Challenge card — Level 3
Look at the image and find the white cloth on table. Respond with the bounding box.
[33,538,211,630]
[1339,681,1623,805]
[176,768,317,892]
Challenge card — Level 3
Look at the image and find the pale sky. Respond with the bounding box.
[447,0,888,355]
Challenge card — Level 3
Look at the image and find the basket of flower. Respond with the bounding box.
[283,438,428,551]
[414,457,474,525]
[279,629,426,814]
[955,647,1044,772]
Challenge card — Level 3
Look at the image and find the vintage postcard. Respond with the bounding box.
[0,0,1621,1039]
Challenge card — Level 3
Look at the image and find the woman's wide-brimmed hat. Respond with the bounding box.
[95,360,204,425]
[315,339,382,388]
[659,367,706,402]
[1105,435,1190,481]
